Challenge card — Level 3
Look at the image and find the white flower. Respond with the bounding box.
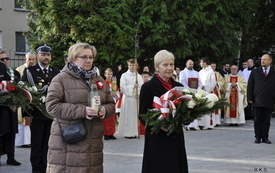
[195,92,203,99]
[205,93,219,108]
[207,93,219,102]
[197,89,207,97]
[17,81,25,87]
[187,100,196,109]
[185,94,193,98]
[40,96,46,103]
[32,86,38,92]
[183,88,191,93]
[195,89,207,99]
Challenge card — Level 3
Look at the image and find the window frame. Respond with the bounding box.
[15,31,28,55]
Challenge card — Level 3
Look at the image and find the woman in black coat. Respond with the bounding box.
[139,50,188,173]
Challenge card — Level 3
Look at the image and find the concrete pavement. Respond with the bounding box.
[1,118,275,173]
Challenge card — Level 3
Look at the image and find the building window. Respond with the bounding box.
[15,32,27,54]
[14,0,26,11]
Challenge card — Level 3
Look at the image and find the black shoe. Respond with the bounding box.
[109,135,117,140]
[104,136,110,140]
[7,158,21,166]
[125,136,136,139]
[254,138,261,144]
[189,127,197,131]
[199,126,204,130]
[262,138,271,144]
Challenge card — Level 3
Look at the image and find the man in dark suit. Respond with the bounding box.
[21,44,60,173]
[0,50,21,166]
[247,54,275,144]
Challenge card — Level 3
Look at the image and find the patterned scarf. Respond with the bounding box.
[6,66,15,82]
[70,63,98,80]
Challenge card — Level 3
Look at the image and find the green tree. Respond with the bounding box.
[237,0,275,67]
[137,0,243,69]
[21,0,274,72]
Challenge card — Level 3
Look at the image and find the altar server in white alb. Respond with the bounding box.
[119,59,143,138]
[224,65,247,125]
[210,62,225,126]
[179,59,202,130]
[198,57,216,129]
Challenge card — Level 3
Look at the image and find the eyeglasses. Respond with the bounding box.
[0,57,9,61]
[77,56,94,61]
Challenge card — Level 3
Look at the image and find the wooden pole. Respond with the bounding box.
[133,30,142,139]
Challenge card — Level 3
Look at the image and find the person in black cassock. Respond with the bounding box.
[21,44,60,173]
[139,50,188,173]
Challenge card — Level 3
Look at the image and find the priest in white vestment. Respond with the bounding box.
[179,59,202,130]
[198,57,216,129]
[119,59,143,138]
[224,65,247,125]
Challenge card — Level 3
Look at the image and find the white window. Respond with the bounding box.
[15,32,27,54]
[14,0,26,11]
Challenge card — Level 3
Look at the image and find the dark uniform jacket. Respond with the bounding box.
[247,66,275,109]
[21,63,60,119]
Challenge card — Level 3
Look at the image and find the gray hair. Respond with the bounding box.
[154,50,174,67]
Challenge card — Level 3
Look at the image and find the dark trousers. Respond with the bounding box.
[245,103,253,120]
[30,118,52,173]
[253,107,272,139]
[1,133,16,158]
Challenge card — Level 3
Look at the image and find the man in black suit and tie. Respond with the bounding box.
[248,54,275,144]
[21,44,60,173]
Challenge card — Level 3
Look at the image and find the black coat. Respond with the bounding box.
[139,75,188,173]
[0,63,20,134]
[21,63,60,119]
[0,63,10,82]
[247,67,275,109]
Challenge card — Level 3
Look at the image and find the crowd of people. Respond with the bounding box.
[0,43,274,173]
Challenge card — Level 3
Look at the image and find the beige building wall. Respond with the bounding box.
[0,0,29,68]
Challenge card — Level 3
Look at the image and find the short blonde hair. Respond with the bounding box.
[154,50,174,66]
[67,43,97,63]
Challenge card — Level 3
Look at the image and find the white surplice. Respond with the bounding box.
[118,70,143,137]
[198,66,216,129]
[15,108,31,146]
[179,68,202,129]
[213,71,225,125]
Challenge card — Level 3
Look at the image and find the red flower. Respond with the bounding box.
[173,99,182,105]
[6,84,16,91]
[96,81,104,89]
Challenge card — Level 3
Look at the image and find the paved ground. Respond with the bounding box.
[1,118,275,173]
